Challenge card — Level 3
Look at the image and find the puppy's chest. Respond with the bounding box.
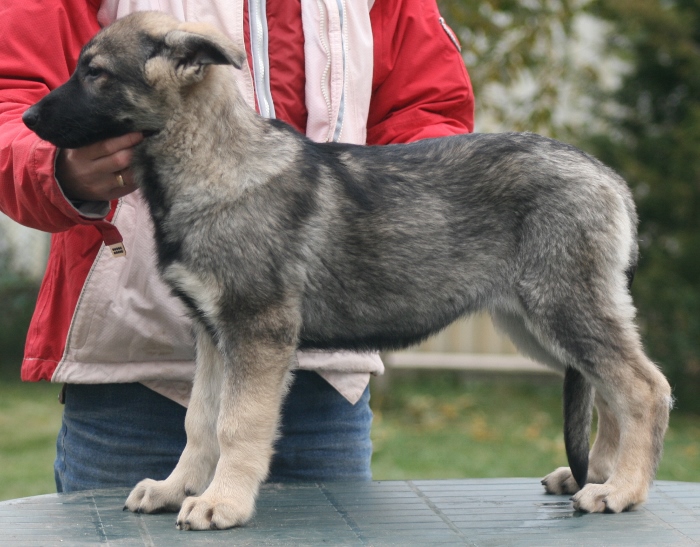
[161,262,221,322]
[135,153,213,225]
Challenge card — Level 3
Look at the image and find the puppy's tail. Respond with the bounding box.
[563,366,594,489]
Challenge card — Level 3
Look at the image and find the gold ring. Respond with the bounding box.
[115,172,125,187]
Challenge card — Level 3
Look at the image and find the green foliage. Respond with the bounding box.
[439,0,604,137]
[0,248,39,376]
[585,0,700,411]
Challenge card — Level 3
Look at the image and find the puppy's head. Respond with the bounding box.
[22,11,245,149]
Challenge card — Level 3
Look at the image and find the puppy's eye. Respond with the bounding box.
[86,66,106,79]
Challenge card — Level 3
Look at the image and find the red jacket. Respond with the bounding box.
[0,0,474,385]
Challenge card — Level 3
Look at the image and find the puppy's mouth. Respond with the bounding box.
[142,129,161,138]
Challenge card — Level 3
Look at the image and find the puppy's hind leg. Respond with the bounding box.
[491,308,593,493]
[493,293,671,513]
[125,323,222,513]
[542,391,620,495]
[570,344,670,513]
[587,393,620,485]
[516,287,670,512]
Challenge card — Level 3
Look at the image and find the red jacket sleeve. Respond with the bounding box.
[368,0,474,145]
[0,0,102,232]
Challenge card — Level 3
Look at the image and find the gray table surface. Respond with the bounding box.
[1,478,699,546]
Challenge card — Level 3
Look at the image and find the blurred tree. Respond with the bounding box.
[438,0,619,138]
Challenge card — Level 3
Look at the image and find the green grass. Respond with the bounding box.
[371,373,568,480]
[1,372,698,502]
[0,380,63,501]
[370,372,700,483]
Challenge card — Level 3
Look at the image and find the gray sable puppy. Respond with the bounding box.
[23,11,672,531]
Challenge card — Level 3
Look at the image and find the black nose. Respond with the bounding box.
[22,106,40,129]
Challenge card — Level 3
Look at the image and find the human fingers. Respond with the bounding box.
[56,142,140,202]
[78,132,145,161]
[89,146,138,178]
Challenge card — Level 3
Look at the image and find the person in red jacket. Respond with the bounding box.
[0,0,474,491]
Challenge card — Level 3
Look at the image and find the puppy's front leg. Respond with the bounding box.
[176,326,294,530]
[125,324,222,513]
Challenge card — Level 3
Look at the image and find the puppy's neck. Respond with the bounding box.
[134,66,297,211]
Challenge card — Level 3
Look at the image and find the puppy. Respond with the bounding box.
[23,11,671,530]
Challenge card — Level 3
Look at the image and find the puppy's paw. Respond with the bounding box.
[124,478,193,514]
[571,483,644,513]
[541,467,581,495]
[176,492,255,530]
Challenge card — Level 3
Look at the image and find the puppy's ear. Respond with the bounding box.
[163,25,246,82]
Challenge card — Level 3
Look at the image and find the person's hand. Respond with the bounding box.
[55,132,144,202]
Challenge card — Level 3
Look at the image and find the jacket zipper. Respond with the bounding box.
[332,0,347,142]
[316,0,333,138]
[248,0,275,118]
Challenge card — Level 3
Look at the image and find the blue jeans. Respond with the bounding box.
[54,371,372,492]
